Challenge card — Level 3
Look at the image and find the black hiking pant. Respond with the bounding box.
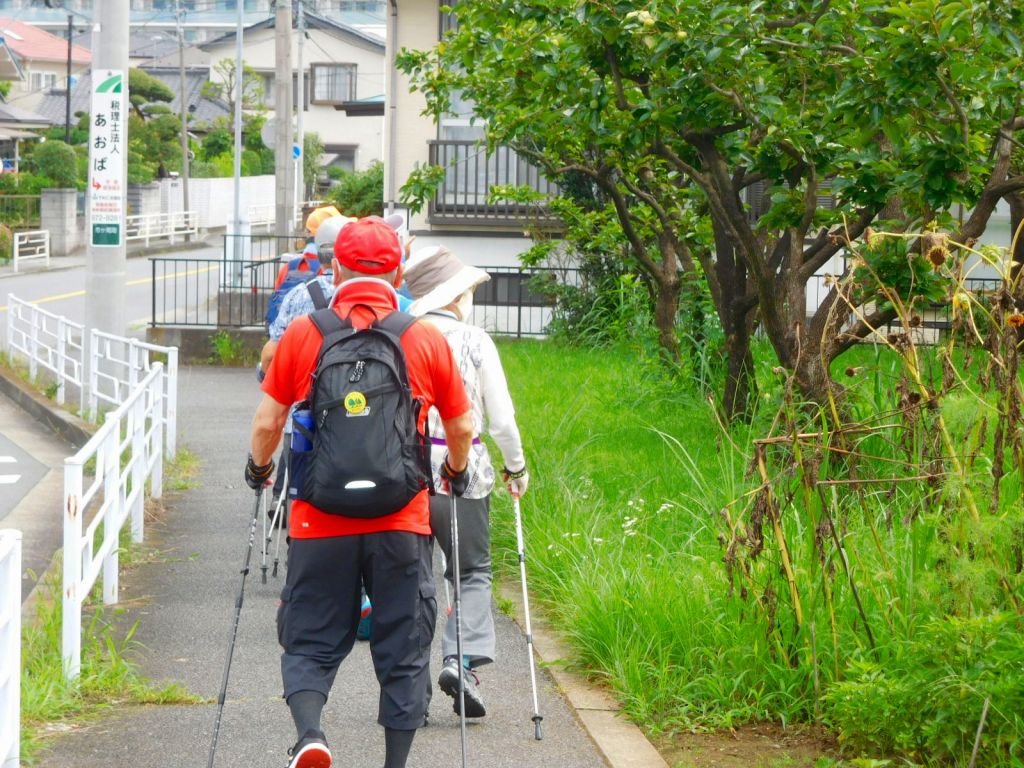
[278,531,436,729]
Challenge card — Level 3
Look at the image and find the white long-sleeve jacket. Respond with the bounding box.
[423,311,525,499]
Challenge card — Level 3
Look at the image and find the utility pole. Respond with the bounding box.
[175,0,191,241]
[274,0,294,237]
[229,0,246,271]
[295,0,305,212]
[85,0,129,339]
[65,14,72,144]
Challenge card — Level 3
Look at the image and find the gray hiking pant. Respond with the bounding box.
[429,494,495,667]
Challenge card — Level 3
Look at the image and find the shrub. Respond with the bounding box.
[826,614,1024,765]
[28,140,78,188]
[325,161,383,218]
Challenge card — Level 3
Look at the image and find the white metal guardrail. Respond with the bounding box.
[0,529,22,768]
[5,294,86,412]
[62,365,164,679]
[89,331,178,459]
[4,294,178,459]
[12,229,50,273]
[125,211,197,246]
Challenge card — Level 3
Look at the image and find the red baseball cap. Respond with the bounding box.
[334,216,402,275]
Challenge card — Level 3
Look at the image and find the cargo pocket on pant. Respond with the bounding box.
[416,579,437,653]
[276,585,293,649]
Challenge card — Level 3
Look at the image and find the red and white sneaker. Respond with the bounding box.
[286,729,332,768]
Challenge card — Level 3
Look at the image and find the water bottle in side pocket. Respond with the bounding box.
[289,408,315,499]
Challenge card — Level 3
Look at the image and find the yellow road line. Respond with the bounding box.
[0,265,218,313]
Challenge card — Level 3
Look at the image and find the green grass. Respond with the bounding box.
[491,338,1024,765]
[20,568,201,765]
[165,446,202,492]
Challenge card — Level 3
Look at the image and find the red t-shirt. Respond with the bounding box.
[262,278,471,538]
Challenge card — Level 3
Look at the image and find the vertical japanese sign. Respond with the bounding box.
[88,70,126,247]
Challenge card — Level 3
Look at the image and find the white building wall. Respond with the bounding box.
[202,26,385,171]
[6,59,89,113]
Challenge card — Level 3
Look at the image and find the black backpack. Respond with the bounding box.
[289,307,432,517]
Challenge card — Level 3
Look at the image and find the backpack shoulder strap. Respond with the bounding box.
[309,308,353,354]
[306,280,328,310]
[375,310,419,339]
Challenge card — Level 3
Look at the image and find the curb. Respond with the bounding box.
[0,367,93,449]
[0,239,219,281]
[498,580,670,768]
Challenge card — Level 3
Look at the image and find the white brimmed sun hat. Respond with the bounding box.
[404,246,491,317]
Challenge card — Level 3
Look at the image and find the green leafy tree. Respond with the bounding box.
[400,0,1024,415]
[303,131,325,199]
[201,58,265,115]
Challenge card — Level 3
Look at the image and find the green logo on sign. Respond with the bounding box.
[97,74,122,94]
[92,223,121,246]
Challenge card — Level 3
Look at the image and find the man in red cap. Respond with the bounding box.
[246,216,474,768]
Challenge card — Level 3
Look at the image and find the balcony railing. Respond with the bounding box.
[427,139,560,227]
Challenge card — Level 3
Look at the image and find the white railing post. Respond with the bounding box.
[3,293,11,355]
[128,339,139,392]
[42,230,50,269]
[0,530,21,768]
[62,463,84,679]
[11,234,20,274]
[130,395,146,543]
[151,375,164,500]
[165,347,178,459]
[101,424,120,606]
[28,305,38,381]
[88,330,98,423]
[56,316,67,405]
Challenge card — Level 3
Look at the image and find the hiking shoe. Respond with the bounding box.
[286,729,331,768]
[438,657,486,718]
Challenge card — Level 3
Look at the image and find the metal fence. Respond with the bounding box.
[0,529,21,768]
[0,195,41,229]
[150,245,580,337]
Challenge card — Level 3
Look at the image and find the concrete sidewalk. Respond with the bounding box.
[34,366,616,768]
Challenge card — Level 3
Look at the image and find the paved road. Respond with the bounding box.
[0,243,223,341]
[0,392,77,602]
[0,432,46,521]
[36,366,609,768]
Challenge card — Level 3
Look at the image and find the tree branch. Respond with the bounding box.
[935,71,970,146]
[765,0,833,30]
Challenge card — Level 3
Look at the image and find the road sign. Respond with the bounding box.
[293,144,301,159]
[88,69,127,248]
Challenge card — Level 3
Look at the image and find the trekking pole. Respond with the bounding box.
[260,488,270,584]
[438,548,452,615]
[450,493,469,768]
[266,467,288,579]
[513,494,544,740]
[207,486,263,768]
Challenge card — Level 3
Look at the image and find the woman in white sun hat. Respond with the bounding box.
[403,245,529,721]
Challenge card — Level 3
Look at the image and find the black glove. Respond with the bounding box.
[245,454,274,490]
[441,454,469,497]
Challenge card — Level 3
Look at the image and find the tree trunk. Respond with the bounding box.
[712,219,758,421]
[653,274,681,362]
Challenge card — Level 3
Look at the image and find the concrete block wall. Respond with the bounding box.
[39,188,79,258]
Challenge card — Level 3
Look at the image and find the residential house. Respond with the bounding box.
[385,1,557,269]
[0,17,89,114]
[149,10,385,175]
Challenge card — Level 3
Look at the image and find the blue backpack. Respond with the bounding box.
[266,255,321,332]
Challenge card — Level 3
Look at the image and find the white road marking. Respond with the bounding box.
[0,475,22,484]
[0,456,15,463]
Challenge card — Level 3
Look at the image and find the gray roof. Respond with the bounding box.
[0,101,52,126]
[201,10,384,51]
[35,67,230,128]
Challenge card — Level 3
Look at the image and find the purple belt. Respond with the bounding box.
[431,437,482,446]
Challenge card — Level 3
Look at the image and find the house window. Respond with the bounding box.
[310,63,356,105]
[30,71,58,92]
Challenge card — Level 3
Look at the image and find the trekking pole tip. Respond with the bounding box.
[533,714,543,740]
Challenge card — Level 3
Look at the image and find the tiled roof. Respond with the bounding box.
[34,68,230,128]
[0,17,91,65]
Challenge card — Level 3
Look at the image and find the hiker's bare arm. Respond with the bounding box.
[250,394,288,465]
[440,410,474,472]
[260,340,278,372]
